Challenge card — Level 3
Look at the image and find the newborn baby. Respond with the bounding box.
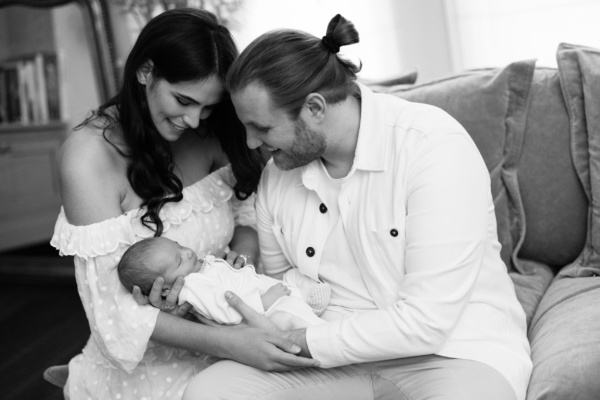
[118,237,330,330]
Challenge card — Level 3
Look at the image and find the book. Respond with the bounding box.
[0,52,61,125]
[42,53,61,121]
[0,67,7,124]
[17,59,30,124]
[4,62,21,123]
[34,53,49,123]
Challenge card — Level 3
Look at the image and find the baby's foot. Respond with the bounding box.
[306,281,331,316]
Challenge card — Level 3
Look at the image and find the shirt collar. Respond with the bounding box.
[300,81,387,188]
[352,81,387,172]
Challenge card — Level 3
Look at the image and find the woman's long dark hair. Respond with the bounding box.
[76,8,263,236]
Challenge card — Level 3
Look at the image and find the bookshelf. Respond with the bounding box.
[0,0,117,252]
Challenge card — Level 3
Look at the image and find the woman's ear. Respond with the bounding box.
[136,60,154,85]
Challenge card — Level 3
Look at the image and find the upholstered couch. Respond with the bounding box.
[368,42,600,400]
[46,44,600,399]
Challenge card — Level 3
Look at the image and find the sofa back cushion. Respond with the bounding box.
[556,42,600,277]
[517,67,587,271]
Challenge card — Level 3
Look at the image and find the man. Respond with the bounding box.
[184,14,531,400]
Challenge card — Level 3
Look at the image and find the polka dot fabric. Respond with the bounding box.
[50,165,256,400]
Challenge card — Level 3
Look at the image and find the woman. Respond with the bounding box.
[51,8,315,400]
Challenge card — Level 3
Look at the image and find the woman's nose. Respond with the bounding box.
[182,108,201,129]
[246,130,262,149]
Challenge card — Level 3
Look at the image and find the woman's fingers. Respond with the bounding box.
[163,276,184,311]
[225,291,278,331]
[225,250,238,267]
[174,301,193,318]
[225,251,253,269]
[148,276,164,308]
[132,285,150,305]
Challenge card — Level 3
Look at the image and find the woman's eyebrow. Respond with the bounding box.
[176,93,200,105]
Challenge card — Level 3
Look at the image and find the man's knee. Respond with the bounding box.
[183,361,238,400]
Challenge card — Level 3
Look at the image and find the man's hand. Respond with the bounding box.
[286,328,312,358]
[198,290,319,371]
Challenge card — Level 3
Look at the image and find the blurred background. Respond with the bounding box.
[1,0,599,256]
[0,1,598,398]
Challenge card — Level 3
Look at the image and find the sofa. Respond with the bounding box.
[367,42,600,400]
[46,43,600,399]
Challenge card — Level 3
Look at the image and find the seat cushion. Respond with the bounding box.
[527,274,600,399]
[509,259,554,327]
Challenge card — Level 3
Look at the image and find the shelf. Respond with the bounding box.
[0,120,67,134]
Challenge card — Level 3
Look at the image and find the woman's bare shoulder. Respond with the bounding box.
[59,122,130,225]
[61,124,126,174]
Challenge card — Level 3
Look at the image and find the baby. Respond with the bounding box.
[118,237,330,330]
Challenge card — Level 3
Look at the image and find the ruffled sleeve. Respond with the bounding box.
[51,208,160,373]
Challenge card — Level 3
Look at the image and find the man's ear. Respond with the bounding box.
[304,93,327,121]
[136,60,154,85]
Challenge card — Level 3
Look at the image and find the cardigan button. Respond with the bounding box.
[390,229,398,237]
[306,247,315,257]
[319,203,328,213]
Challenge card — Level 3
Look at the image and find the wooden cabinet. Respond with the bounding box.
[0,123,66,251]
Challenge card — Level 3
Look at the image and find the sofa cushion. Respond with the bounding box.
[362,70,418,93]
[556,42,600,277]
[383,60,536,274]
[509,259,554,327]
[527,274,600,400]
[516,67,587,272]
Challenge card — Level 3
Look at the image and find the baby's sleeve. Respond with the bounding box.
[180,273,265,324]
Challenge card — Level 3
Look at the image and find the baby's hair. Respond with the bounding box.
[118,238,163,296]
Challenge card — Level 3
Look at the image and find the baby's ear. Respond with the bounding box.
[161,288,171,297]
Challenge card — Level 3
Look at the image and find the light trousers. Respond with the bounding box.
[183,355,517,400]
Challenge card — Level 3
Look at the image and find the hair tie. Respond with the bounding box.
[321,36,340,54]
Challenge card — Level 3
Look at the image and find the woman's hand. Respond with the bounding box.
[132,276,192,318]
[224,250,255,270]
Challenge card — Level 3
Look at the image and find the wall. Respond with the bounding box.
[3,6,55,57]
[229,0,454,83]
[446,0,600,70]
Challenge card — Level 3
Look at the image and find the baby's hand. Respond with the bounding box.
[261,283,291,310]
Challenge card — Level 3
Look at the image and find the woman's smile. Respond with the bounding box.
[167,118,186,132]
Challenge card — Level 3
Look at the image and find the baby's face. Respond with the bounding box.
[146,237,202,286]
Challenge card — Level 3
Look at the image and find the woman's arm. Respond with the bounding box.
[135,277,318,371]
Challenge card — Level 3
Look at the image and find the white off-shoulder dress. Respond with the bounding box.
[51,165,255,400]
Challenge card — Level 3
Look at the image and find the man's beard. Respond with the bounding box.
[272,117,326,171]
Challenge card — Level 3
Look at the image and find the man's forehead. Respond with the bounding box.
[232,83,278,122]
